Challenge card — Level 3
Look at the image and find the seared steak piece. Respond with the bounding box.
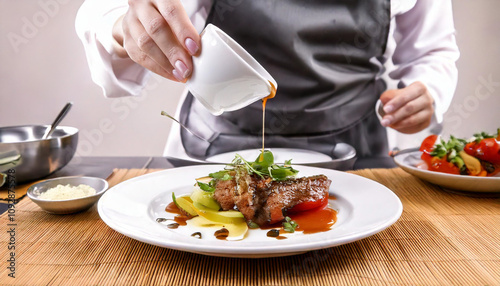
[253,175,331,225]
[233,170,272,222]
[213,169,331,226]
[213,179,237,210]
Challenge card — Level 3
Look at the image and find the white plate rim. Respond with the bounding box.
[98,165,403,257]
[394,151,500,192]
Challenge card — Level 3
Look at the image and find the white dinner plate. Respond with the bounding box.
[394,151,500,192]
[98,165,402,258]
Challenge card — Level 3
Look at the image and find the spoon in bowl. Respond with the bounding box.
[42,102,73,139]
[160,111,210,142]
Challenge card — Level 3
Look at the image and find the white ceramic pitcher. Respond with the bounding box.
[187,24,277,116]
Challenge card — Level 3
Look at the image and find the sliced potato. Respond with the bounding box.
[191,187,220,210]
[175,195,198,217]
[188,216,248,240]
[192,202,245,224]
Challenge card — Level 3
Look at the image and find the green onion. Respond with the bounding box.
[282,216,299,233]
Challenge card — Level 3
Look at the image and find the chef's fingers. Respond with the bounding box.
[380,82,428,115]
[154,0,201,56]
[388,108,434,134]
[382,92,434,132]
[122,10,176,80]
[379,89,397,105]
[381,89,434,126]
[133,1,192,81]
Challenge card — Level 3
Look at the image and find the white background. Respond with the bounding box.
[1,0,499,157]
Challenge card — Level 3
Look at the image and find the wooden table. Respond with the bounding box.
[1,158,498,285]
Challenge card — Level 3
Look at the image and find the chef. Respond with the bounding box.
[75,0,459,160]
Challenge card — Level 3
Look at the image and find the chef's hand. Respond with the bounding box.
[111,0,200,82]
[379,81,434,134]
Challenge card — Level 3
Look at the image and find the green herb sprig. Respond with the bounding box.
[209,170,233,181]
[430,135,466,158]
[196,181,216,193]
[195,171,234,193]
[231,150,298,181]
[472,131,496,143]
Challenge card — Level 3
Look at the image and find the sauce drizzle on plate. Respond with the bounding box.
[163,199,337,238]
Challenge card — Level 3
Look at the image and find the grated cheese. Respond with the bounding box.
[37,184,97,200]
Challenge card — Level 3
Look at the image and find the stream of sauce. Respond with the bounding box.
[261,81,277,156]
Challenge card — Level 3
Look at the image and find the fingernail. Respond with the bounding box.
[185,38,199,56]
[174,60,190,78]
[383,105,394,114]
[172,69,184,82]
[381,118,391,127]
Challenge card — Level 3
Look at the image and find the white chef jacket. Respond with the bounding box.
[75,0,460,157]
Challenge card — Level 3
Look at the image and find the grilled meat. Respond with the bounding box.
[212,179,237,210]
[214,168,331,226]
[254,175,331,225]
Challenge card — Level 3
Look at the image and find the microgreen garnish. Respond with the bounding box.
[282,216,299,233]
[230,150,299,181]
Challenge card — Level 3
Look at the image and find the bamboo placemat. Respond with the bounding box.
[1,168,499,285]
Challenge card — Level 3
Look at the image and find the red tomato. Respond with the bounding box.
[421,153,460,175]
[287,196,329,214]
[464,138,500,164]
[420,134,438,154]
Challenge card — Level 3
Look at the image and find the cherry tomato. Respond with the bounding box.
[287,196,329,214]
[420,134,438,154]
[464,138,500,164]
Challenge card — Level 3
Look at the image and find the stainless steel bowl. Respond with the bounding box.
[0,125,78,183]
[27,176,108,214]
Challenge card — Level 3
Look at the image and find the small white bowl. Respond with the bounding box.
[27,176,108,214]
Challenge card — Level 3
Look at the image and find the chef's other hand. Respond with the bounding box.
[112,0,200,82]
[379,81,434,134]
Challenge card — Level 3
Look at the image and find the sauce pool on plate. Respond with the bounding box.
[164,199,337,238]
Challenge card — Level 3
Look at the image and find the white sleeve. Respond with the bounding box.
[389,0,459,123]
[75,0,213,98]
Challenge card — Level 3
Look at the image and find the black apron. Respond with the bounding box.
[180,0,391,159]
